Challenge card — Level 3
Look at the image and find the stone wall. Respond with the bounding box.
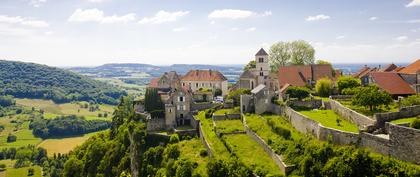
[284,106,319,137]
[329,95,353,100]
[198,122,214,158]
[146,118,166,131]
[359,132,390,155]
[318,126,359,145]
[374,105,420,128]
[329,99,376,129]
[212,114,241,121]
[191,102,218,111]
[388,123,420,164]
[289,99,322,109]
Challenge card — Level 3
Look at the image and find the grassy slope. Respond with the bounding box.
[5,166,42,177]
[0,121,41,148]
[223,134,282,176]
[16,98,113,121]
[215,120,244,133]
[391,117,418,124]
[178,139,209,177]
[195,112,230,158]
[37,130,106,156]
[299,110,359,133]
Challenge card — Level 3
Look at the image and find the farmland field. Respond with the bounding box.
[0,121,42,148]
[38,130,106,156]
[4,166,42,177]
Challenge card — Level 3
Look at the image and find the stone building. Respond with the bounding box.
[180,70,229,96]
[238,48,278,91]
[164,86,193,129]
[240,84,277,115]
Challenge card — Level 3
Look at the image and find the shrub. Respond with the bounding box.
[227,89,251,106]
[7,134,17,143]
[28,167,35,176]
[410,118,420,129]
[337,76,361,94]
[401,95,420,107]
[0,95,15,107]
[352,85,393,111]
[286,86,310,100]
[342,87,360,95]
[315,78,333,97]
[214,88,223,97]
[169,134,180,144]
[199,149,208,157]
[267,118,291,139]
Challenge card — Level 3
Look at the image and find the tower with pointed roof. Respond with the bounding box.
[255,48,270,85]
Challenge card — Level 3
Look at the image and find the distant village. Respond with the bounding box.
[135,48,420,165]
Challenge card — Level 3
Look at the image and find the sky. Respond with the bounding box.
[0,0,420,66]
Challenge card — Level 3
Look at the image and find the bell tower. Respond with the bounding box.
[255,48,269,85]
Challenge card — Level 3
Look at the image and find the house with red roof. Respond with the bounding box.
[180,69,228,96]
[398,59,420,93]
[368,72,416,97]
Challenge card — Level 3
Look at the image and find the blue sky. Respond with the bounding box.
[0,0,420,66]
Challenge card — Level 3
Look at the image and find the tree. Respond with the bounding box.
[269,40,315,71]
[0,96,15,107]
[352,85,393,111]
[285,86,311,100]
[243,60,256,71]
[28,167,35,176]
[315,78,333,97]
[337,76,361,94]
[401,94,420,107]
[214,88,223,97]
[144,88,164,118]
[316,60,331,65]
[63,158,84,177]
[6,134,16,143]
[226,89,251,106]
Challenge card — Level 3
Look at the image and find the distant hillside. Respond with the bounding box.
[0,60,126,104]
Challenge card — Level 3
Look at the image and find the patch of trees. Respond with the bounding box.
[227,89,251,106]
[29,115,110,138]
[269,40,315,71]
[0,60,126,105]
[7,133,17,143]
[0,145,47,168]
[0,95,15,107]
[286,86,310,100]
[401,94,420,107]
[144,88,164,118]
[336,76,361,94]
[315,78,333,97]
[351,85,393,111]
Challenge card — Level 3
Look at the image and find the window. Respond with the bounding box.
[260,67,263,71]
[202,83,204,87]
[177,105,185,111]
[265,99,268,103]
[182,83,185,86]
[169,109,172,113]
[180,114,184,118]
[179,96,184,102]
[260,72,263,76]
[196,83,198,87]
[259,58,264,63]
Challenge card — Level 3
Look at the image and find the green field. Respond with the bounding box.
[95,77,147,96]
[390,117,418,124]
[16,98,113,121]
[214,119,244,134]
[223,134,282,176]
[195,112,230,158]
[38,130,106,156]
[213,108,240,115]
[246,114,304,140]
[299,110,359,133]
[4,166,42,177]
[0,121,42,148]
[178,138,209,176]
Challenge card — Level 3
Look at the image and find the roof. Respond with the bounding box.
[277,64,335,87]
[255,48,268,56]
[239,70,256,79]
[149,77,159,88]
[354,67,378,78]
[181,70,227,81]
[279,83,291,93]
[370,72,415,95]
[380,64,398,72]
[251,84,266,94]
[399,59,420,74]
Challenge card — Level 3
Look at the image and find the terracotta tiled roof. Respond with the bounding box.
[370,72,415,95]
[399,59,420,74]
[380,64,398,72]
[278,64,335,87]
[149,77,159,88]
[255,48,268,56]
[353,67,370,78]
[354,67,378,79]
[181,70,227,81]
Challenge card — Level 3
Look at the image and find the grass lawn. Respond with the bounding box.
[38,130,106,156]
[339,100,399,117]
[0,160,16,168]
[16,99,113,121]
[215,119,244,134]
[223,134,282,176]
[213,108,240,115]
[0,122,42,148]
[195,112,230,158]
[390,117,418,124]
[299,110,359,133]
[178,138,209,177]
[313,96,330,102]
[5,166,42,177]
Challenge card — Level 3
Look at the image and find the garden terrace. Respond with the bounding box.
[213,108,240,115]
[195,112,230,158]
[338,99,399,117]
[214,119,244,134]
[299,109,359,133]
[391,117,418,124]
[222,134,283,176]
[177,138,210,176]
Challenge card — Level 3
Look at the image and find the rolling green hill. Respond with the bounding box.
[0,60,126,104]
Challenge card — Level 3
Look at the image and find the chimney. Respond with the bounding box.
[209,69,212,76]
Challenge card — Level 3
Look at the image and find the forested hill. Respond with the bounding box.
[0,60,126,104]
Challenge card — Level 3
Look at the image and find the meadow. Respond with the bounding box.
[299,109,359,133]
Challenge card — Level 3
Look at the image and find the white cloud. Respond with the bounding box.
[29,0,46,7]
[369,17,378,21]
[138,10,189,24]
[336,35,346,40]
[0,15,49,28]
[208,9,271,19]
[406,0,420,7]
[395,36,408,41]
[210,20,216,25]
[245,27,256,32]
[172,27,187,32]
[305,14,330,21]
[407,19,420,23]
[230,27,238,31]
[68,9,135,24]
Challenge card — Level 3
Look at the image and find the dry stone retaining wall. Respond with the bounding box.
[329,99,376,129]
[374,105,420,128]
[388,123,420,164]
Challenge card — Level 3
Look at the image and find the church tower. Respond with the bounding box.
[255,48,269,85]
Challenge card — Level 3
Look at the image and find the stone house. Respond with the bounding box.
[238,48,278,91]
[398,59,420,93]
[164,86,193,129]
[180,70,229,96]
[240,84,277,115]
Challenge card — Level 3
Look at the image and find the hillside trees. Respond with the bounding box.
[243,60,256,71]
[352,85,393,111]
[0,60,126,105]
[144,88,164,118]
[0,95,15,107]
[269,40,315,71]
[337,76,361,94]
